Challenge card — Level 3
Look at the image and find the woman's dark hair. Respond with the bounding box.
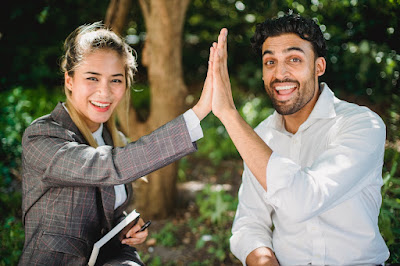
[250,13,327,59]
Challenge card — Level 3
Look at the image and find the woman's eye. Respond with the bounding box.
[112,79,122,83]
[87,77,97,81]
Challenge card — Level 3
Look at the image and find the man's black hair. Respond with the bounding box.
[250,13,327,58]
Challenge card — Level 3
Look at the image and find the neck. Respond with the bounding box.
[283,109,311,134]
[283,87,321,134]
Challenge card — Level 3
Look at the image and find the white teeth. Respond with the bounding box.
[91,101,110,108]
[276,85,296,91]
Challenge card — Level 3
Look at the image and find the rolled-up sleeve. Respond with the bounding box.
[230,164,275,264]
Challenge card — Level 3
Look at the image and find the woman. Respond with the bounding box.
[19,22,212,265]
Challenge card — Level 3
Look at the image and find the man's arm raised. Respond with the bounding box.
[211,28,272,191]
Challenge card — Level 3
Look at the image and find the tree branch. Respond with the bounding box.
[138,0,150,24]
[105,0,132,35]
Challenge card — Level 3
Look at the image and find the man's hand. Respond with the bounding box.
[192,45,215,121]
[246,247,280,266]
[210,28,237,123]
[120,217,148,246]
[208,28,272,190]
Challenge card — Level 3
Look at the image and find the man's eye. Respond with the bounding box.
[265,60,274,65]
[290,58,301,63]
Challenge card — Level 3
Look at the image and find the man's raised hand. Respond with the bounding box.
[211,28,237,123]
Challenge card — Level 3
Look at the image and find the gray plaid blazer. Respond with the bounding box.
[19,102,197,265]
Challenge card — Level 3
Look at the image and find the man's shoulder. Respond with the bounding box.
[333,97,385,130]
[335,97,383,119]
[254,114,276,135]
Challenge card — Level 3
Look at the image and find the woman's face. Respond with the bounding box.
[65,49,126,132]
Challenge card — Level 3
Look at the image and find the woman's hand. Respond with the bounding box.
[120,217,148,246]
[192,45,215,121]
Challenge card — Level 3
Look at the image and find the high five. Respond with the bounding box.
[211,28,273,191]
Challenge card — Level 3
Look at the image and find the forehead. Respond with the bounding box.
[78,49,125,70]
[262,33,314,56]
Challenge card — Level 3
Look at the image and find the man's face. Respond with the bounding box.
[261,33,325,116]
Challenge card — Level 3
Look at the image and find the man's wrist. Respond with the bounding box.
[217,107,239,126]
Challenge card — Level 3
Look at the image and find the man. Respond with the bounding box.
[209,14,389,265]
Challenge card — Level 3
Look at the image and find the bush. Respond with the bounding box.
[0,86,64,265]
[380,148,400,263]
[193,184,239,263]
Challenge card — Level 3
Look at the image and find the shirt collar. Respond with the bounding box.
[92,123,104,146]
[270,82,337,133]
[308,83,336,120]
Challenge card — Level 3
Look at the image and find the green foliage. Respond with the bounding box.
[193,185,238,263]
[150,222,179,247]
[195,185,237,227]
[0,217,25,266]
[139,254,167,266]
[131,83,151,122]
[196,88,274,164]
[379,148,400,263]
[1,0,109,90]
[0,87,64,265]
[181,0,399,104]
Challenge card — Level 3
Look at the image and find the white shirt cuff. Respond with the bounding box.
[183,109,203,142]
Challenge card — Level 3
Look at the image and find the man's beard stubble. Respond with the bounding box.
[266,78,316,116]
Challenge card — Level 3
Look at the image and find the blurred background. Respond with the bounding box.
[1,0,399,265]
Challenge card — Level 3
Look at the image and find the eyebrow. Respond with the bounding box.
[84,71,124,77]
[262,46,306,57]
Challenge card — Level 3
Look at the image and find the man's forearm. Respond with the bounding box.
[246,247,279,266]
[220,109,272,190]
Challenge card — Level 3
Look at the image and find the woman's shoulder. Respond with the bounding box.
[23,104,80,142]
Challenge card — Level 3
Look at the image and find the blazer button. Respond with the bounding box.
[101,228,106,235]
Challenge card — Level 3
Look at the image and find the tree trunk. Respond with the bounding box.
[104,0,132,35]
[105,0,191,219]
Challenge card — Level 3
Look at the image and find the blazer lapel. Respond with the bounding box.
[102,127,133,220]
[100,126,117,228]
[51,103,116,229]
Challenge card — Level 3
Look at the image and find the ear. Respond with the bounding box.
[316,57,326,77]
[65,72,73,91]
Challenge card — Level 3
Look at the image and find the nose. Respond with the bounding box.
[97,81,111,97]
[274,61,289,80]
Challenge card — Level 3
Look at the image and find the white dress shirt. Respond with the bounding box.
[230,83,389,265]
[91,109,203,210]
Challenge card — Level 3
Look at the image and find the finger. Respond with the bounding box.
[219,29,229,82]
[217,28,227,57]
[124,228,148,242]
[207,45,214,77]
[121,235,146,246]
[126,224,141,238]
[213,30,228,80]
[209,43,216,63]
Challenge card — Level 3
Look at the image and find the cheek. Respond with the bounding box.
[114,88,127,103]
